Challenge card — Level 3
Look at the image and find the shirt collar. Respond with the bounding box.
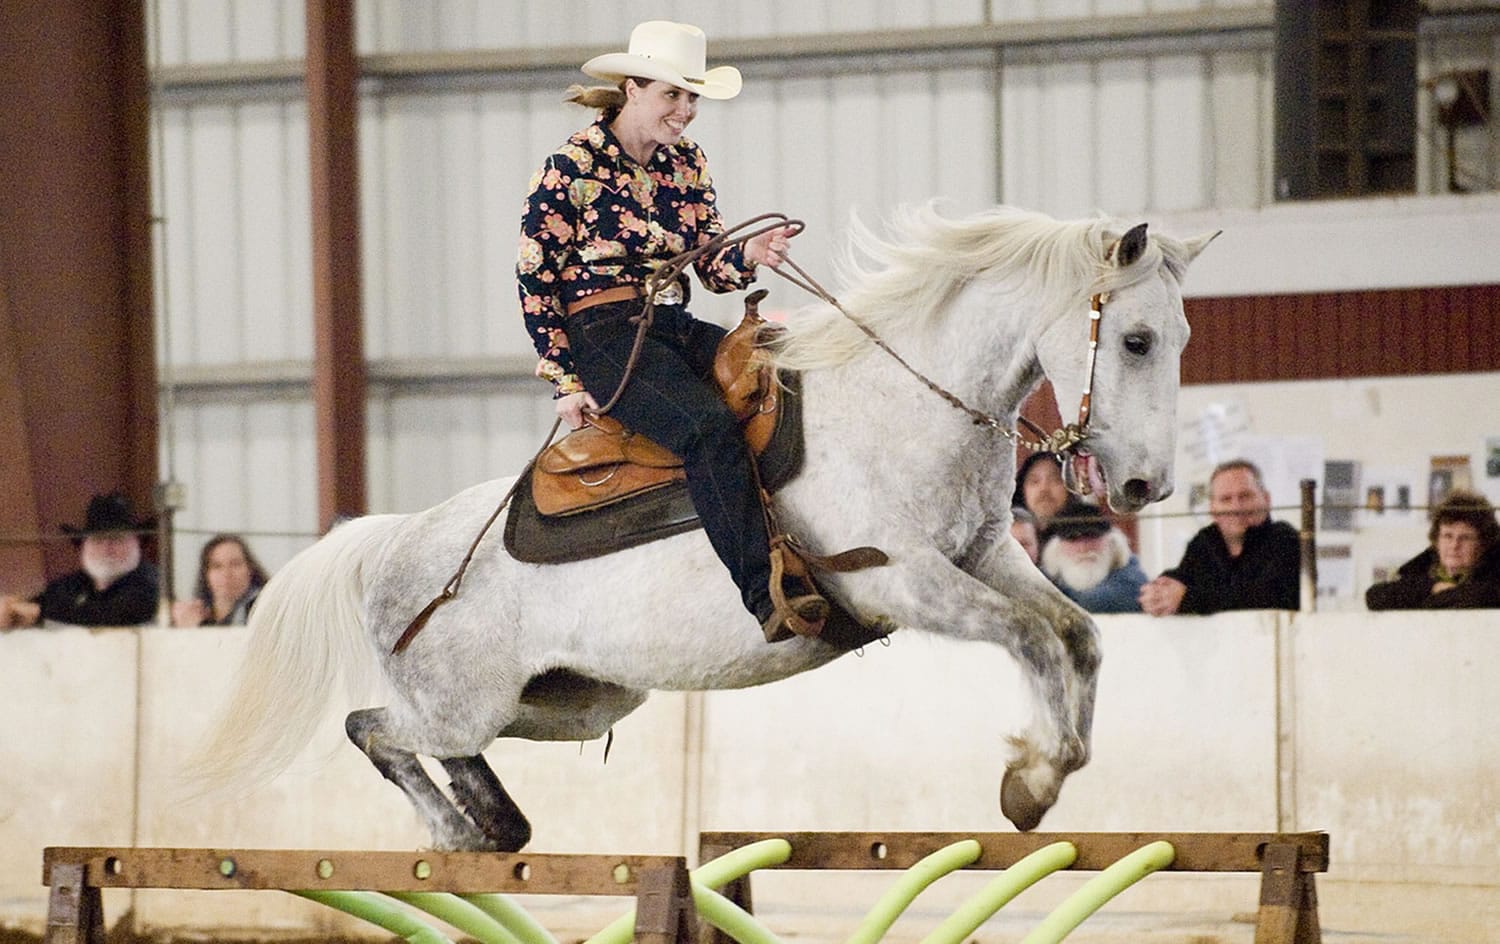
[590,118,678,169]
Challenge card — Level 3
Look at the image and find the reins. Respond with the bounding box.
[763,249,1103,460]
[393,215,1105,654]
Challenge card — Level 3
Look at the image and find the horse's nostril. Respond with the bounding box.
[1123,479,1153,504]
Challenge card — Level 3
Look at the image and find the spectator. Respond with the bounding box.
[1012,452,1069,531]
[1010,506,1040,564]
[171,534,270,627]
[1039,498,1147,613]
[1366,490,1500,610]
[0,492,160,628]
[1139,459,1300,616]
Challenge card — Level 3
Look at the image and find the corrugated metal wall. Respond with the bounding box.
[145,1,1495,592]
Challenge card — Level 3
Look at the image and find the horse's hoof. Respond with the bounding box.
[999,768,1049,832]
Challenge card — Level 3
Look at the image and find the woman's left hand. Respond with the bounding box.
[746,225,797,269]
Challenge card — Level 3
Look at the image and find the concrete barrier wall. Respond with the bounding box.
[2,610,1498,940]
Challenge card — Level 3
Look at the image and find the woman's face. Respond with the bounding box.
[205,540,253,606]
[1436,521,1482,576]
[1023,460,1068,523]
[621,79,699,149]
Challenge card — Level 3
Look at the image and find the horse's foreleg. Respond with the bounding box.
[345,708,499,851]
[865,548,1090,830]
[959,539,1102,766]
[439,755,531,852]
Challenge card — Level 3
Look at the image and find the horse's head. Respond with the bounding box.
[1034,221,1218,514]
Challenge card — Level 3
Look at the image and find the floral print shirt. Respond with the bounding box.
[517,119,757,395]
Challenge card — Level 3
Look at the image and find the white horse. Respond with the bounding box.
[195,204,1216,851]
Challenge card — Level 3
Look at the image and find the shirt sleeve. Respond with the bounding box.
[517,153,585,397]
[683,146,758,294]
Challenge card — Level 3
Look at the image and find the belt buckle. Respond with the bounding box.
[650,281,683,306]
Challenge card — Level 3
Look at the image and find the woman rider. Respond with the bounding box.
[516,21,826,642]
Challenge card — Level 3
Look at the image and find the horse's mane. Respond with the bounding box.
[771,202,1193,371]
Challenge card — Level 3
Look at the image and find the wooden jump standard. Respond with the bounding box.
[41,848,699,944]
[43,831,1327,944]
[696,831,1328,944]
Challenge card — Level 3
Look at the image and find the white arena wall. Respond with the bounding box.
[1,610,1496,942]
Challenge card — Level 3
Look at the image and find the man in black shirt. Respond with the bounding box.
[0,492,160,628]
[1139,459,1300,615]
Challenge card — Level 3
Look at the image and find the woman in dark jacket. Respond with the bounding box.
[1366,489,1500,610]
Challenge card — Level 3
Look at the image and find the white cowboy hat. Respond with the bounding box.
[582,21,742,100]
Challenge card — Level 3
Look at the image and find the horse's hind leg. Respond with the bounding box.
[345,708,497,851]
[439,755,531,852]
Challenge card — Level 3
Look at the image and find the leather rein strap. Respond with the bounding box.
[763,252,1105,459]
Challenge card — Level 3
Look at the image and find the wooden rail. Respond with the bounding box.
[697,831,1328,944]
[42,831,1328,944]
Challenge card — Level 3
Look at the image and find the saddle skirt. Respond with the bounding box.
[505,290,803,562]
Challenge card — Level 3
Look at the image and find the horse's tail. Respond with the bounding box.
[182,513,402,798]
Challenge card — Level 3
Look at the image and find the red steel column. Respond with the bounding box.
[306,0,368,530]
[0,0,156,585]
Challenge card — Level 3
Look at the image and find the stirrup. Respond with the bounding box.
[762,593,830,643]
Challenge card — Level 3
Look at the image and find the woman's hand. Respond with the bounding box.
[555,390,601,430]
[171,598,208,628]
[745,225,797,269]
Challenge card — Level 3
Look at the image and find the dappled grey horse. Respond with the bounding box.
[193,204,1215,850]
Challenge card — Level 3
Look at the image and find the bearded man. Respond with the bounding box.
[0,492,160,628]
[1039,498,1147,613]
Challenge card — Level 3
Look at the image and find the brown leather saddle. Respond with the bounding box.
[503,290,888,649]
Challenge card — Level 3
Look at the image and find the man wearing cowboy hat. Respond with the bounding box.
[0,492,161,628]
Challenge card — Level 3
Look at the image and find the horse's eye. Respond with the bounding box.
[1123,333,1152,356]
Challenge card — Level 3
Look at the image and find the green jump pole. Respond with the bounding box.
[689,880,784,944]
[292,889,453,944]
[462,892,562,944]
[1020,840,1177,944]
[386,890,526,944]
[584,838,793,944]
[919,841,1078,944]
[844,839,983,944]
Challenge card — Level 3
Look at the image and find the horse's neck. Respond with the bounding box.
[842,278,1046,428]
[796,279,1045,494]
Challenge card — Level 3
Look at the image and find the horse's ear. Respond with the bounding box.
[1182,229,1223,264]
[1114,222,1150,267]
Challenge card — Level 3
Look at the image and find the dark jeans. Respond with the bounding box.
[568,300,773,620]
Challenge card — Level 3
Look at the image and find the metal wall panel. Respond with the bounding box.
[158,100,311,367]
[162,398,316,594]
[353,0,989,51]
[1001,50,1247,215]
[150,0,303,65]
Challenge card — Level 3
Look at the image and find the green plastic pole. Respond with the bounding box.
[843,839,984,944]
[462,893,561,944]
[1020,840,1177,944]
[689,881,784,944]
[919,841,1078,944]
[386,891,525,944]
[584,839,793,944]
[293,889,453,944]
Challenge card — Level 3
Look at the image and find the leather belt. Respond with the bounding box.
[565,281,684,317]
